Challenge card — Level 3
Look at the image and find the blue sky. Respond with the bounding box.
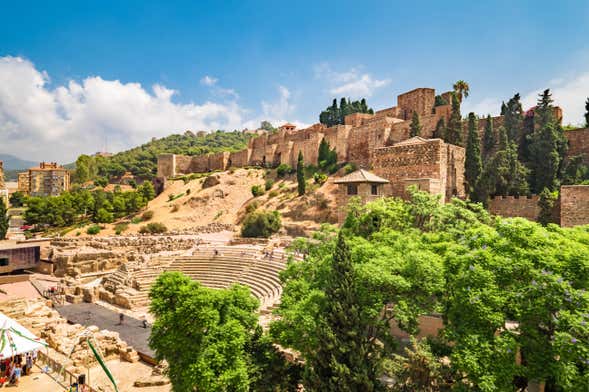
[1,0,589,161]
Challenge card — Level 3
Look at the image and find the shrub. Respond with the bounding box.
[251,185,264,197]
[276,164,293,178]
[245,201,259,214]
[95,208,114,223]
[313,172,328,185]
[139,222,168,234]
[142,210,154,221]
[265,179,275,191]
[115,223,129,235]
[171,204,180,213]
[131,217,142,224]
[268,190,279,198]
[86,225,101,235]
[186,188,191,195]
[168,193,175,202]
[241,210,281,238]
[343,162,357,174]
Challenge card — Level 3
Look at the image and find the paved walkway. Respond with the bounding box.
[5,365,63,391]
[56,303,154,357]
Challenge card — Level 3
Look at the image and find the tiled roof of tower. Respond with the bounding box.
[334,169,389,184]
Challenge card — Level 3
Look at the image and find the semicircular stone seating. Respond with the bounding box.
[166,246,295,310]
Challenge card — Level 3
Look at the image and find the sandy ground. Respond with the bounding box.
[89,359,171,392]
[0,281,41,301]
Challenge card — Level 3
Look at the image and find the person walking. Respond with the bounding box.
[118,312,124,325]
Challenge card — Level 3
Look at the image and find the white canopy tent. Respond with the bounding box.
[0,312,47,359]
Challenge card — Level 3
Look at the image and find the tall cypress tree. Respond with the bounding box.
[306,232,381,391]
[527,89,568,193]
[445,92,463,146]
[409,111,422,137]
[0,201,8,240]
[297,151,305,196]
[584,97,589,128]
[482,115,496,158]
[504,93,524,143]
[318,138,329,166]
[465,113,483,200]
[433,118,446,139]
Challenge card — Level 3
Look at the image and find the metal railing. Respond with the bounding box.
[36,350,99,392]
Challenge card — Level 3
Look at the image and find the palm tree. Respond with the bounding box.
[453,80,470,102]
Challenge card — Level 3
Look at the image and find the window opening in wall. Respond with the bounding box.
[371,185,378,195]
[347,184,358,195]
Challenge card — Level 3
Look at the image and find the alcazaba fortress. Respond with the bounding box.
[157,86,589,226]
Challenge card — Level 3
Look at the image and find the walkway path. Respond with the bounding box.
[56,303,154,358]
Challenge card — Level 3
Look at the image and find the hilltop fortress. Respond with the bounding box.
[157,86,589,209]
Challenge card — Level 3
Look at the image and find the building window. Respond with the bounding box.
[371,185,378,195]
[347,184,358,195]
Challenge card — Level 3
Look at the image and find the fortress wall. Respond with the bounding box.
[371,139,446,200]
[157,154,176,178]
[375,106,401,118]
[189,155,209,173]
[446,144,466,199]
[276,142,293,166]
[397,88,435,118]
[174,155,193,175]
[388,121,411,145]
[229,149,251,167]
[560,185,589,227]
[488,195,540,221]
[290,137,322,167]
[208,152,230,171]
[263,144,279,166]
[565,128,589,163]
[344,112,374,127]
[249,134,268,165]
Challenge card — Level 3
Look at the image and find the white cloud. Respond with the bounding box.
[314,63,391,98]
[200,75,218,86]
[243,85,308,130]
[463,71,589,125]
[0,57,246,162]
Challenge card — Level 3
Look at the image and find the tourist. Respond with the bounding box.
[12,363,21,386]
[25,352,33,375]
[142,319,148,328]
[119,312,124,325]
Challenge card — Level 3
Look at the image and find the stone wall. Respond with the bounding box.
[397,88,435,118]
[370,138,464,202]
[488,195,541,221]
[335,183,385,223]
[565,127,589,164]
[560,185,589,227]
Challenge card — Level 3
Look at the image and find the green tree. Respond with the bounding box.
[537,188,557,225]
[453,80,470,101]
[149,272,259,391]
[318,138,337,172]
[9,191,25,208]
[433,118,446,139]
[305,232,383,391]
[527,89,568,193]
[260,121,275,132]
[241,210,281,238]
[409,111,422,137]
[0,201,8,240]
[465,113,483,201]
[445,92,463,146]
[482,115,496,157]
[138,181,155,201]
[297,151,305,196]
[504,93,524,143]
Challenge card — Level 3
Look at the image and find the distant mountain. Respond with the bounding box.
[0,154,37,171]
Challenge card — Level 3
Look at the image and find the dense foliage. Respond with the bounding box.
[9,191,25,207]
[410,111,422,137]
[73,130,250,182]
[271,190,589,391]
[149,272,301,391]
[0,201,8,240]
[319,98,373,127]
[23,182,155,227]
[465,112,483,201]
[297,151,305,196]
[317,138,337,173]
[241,210,281,238]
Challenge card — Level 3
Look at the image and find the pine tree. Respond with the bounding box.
[306,232,381,391]
[445,92,463,146]
[433,118,446,139]
[318,138,329,166]
[537,188,557,226]
[584,97,589,128]
[500,101,507,115]
[482,115,496,157]
[465,113,483,200]
[409,111,422,137]
[297,151,305,196]
[527,89,568,193]
[0,201,8,240]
